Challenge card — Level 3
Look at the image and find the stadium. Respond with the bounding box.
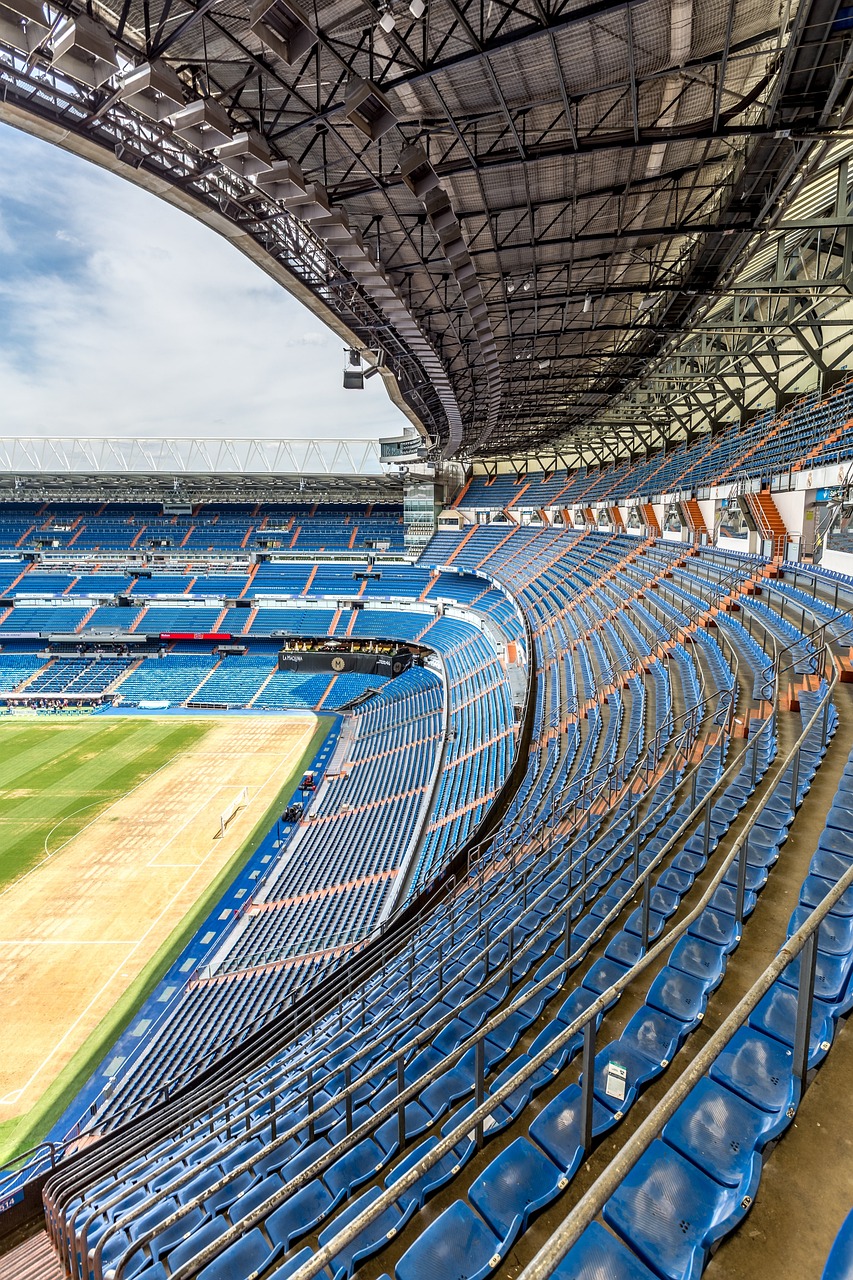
[2,0,853,1277]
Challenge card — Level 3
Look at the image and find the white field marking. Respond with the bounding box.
[6,727,314,1102]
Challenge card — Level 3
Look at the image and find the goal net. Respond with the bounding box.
[219,786,250,838]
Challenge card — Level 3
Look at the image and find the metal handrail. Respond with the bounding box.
[516,702,845,1278]
[69,632,732,1269]
[35,547,808,1258]
[39,548,772,1234]
[235,613,841,1280]
[100,657,769,1277]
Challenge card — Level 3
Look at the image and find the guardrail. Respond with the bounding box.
[188,605,847,1280]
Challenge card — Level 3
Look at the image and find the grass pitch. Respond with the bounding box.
[0,712,332,1167]
[0,716,212,892]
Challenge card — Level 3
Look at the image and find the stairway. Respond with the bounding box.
[0,1231,62,1280]
[748,489,788,559]
[639,503,661,536]
[681,498,708,541]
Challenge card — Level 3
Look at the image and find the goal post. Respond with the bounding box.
[219,785,249,838]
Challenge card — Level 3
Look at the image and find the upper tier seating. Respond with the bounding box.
[458,375,853,508]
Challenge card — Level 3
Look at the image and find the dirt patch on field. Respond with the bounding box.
[0,715,317,1118]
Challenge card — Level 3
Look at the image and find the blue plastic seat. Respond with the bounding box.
[395,1200,504,1280]
[488,1055,552,1118]
[669,935,726,990]
[164,1218,231,1274]
[268,1248,334,1280]
[319,1185,414,1280]
[709,1028,799,1139]
[582,957,630,1004]
[197,1228,280,1280]
[468,1138,566,1250]
[778,947,853,1011]
[266,1180,342,1251]
[788,906,853,957]
[527,1020,581,1074]
[529,1083,615,1173]
[324,1137,386,1198]
[592,1040,663,1113]
[688,906,741,952]
[550,1221,659,1279]
[621,1007,684,1065]
[747,981,835,1069]
[662,1076,775,1194]
[603,1138,745,1280]
[646,967,707,1028]
[386,1136,472,1211]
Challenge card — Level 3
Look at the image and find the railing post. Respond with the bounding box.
[641,876,651,955]
[396,1055,406,1146]
[306,1067,315,1142]
[703,792,713,860]
[474,1036,486,1151]
[793,932,818,1084]
[580,1019,597,1154]
[734,836,749,927]
[790,746,801,809]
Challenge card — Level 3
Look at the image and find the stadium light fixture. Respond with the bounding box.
[0,0,50,56]
[170,98,232,150]
[343,348,364,390]
[51,14,118,88]
[583,292,592,313]
[250,0,318,65]
[409,0,426,17]
[378,4,395,31]
[119,60,184,121]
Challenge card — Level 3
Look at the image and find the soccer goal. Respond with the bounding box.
[218,786,250,838]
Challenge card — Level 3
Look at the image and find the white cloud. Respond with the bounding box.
[0,124,411,444]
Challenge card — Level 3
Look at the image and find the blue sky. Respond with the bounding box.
[0,123,410,441]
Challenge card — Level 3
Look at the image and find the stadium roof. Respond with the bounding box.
[0,436,406,500]
[0,0,851,462]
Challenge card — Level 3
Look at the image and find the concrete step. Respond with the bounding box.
[0,1231,61,1280]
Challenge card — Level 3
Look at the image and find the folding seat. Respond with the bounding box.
[591,1038,665,1114]
[324,1137,388,1199]
[162,1217,233,1275]
[487,1054,552,1119]
[621,1006,684,1066]
[603,1138,748,1280]
[546,1219,660,1278]
[688,906,741,952]
[668,935,726,992]
[386,1135,473,1211]
[196,1227,281,1279]
[395,1199,506,1280]
[709,1028,799,1140]
[268,1246,334,1279]
[319,1185,415,1280]
[788,905,853,957]
[418,1050,478,1120]
[529,1083,615,1173]
[747,980,835,1070]
[800,873,853,917]
[468,1138,566,1254]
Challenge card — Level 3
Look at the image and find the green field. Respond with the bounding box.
[0,712,332,1167]
[0,716,212,892]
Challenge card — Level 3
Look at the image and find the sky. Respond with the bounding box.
[0,122,411,443]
